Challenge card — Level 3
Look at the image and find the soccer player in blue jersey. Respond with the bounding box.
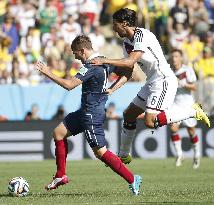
[35,35,142,195]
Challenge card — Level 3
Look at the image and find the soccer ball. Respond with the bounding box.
[8,177,30,197]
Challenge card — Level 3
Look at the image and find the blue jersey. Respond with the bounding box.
[63,60,116,148]
[75,62,115,113]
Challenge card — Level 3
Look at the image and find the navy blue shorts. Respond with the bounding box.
[63,109,106,148]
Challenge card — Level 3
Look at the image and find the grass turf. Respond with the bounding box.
[0,158,213,205]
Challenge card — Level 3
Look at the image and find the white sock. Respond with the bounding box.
[119,127,136,157]
[173,139,183,157]
[165,104,196,124]
[192,142,200,158]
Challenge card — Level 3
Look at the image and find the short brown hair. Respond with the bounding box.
[71,35,93,51]
[171,48,183,56]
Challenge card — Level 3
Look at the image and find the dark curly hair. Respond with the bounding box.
[112,8,137,27]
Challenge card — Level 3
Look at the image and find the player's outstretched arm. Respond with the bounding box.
[90,51,142,70]
[106,76,128,95]
[35,61,82,91]
[106,68,132,95]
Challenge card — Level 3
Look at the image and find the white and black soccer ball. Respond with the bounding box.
[8,177,30,197]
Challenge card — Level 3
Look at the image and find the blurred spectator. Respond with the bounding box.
[52,59,66,78]
[88,26,105,52]
[61,15,81,44]
[195,46,214,79]
[0,0,7,24]
[169,23,189,49]
[204,0,214,32]
[0,36,12,71]
[44,40,61,60]
[181,33,204,65]
[52,105,65,120]
[17,1,36,37]
[0,0,213,117]
[25,104,41,121]
[20,27,41,62]
[189,0,209,36]
[42,25,59,46]
[167,0,190,34]
[1,14,19,54]
[79,14,92,35]
[63,0,83,20]
[153,0,169,45]
[39,0,57,34]
[106,102,119,119]
[0,69,11,84]
[108,0,126,14]
[51,0,64,23]
[79,0,100,25]
[202,32,214,54]
[0,114,7,122]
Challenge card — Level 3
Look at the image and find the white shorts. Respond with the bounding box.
[132,76,178,114]
[177,118,197,127]
[174,95,197,127]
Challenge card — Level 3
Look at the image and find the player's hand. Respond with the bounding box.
[90,57,106,65]
[35,61,49,74]
[104,89,114,95]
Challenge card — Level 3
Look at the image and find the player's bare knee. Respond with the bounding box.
[53,127,65,141]
[170,124,179,133]
[123,110,130,120]
[93,146,107,159]
[93,150,102,159]
[123,110,136,122]
[187,127,195,137]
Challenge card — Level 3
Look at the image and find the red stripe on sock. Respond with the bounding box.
[190,135,199,144]
[157,112,167,127]
[171,134,181,141]
[101,150,134,184]
[55,139,68,178]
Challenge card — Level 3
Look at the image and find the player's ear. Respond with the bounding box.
[81,48,85,54]
[123,21,129,28]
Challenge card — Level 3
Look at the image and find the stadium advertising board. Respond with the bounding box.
[0,119,213,161]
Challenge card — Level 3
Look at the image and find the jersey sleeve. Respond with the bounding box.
[122,42,129,57]
[75,65,94,82]
[133,29,147,52]
[186,67,197,83]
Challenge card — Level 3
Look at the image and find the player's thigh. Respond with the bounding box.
[124,102,144,122]
[187,126,196,137]
[83,113,107,149]
[170,123,180,133]
[181,118,197,128]
[63,110,84,136]
[131,85,149,114]
[146,77,177,113]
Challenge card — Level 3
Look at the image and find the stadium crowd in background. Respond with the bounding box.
[0,0,214,116]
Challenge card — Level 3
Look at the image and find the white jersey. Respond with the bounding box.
[174,65,197,104]
[122,27,174,84]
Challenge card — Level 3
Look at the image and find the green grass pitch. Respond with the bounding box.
[0,158,214,205]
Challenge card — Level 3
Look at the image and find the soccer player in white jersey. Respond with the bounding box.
[170,49,200,169]
[91,8,210,164]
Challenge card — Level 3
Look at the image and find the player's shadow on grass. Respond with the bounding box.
[0,193,12,197]
[31,192,95,197]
